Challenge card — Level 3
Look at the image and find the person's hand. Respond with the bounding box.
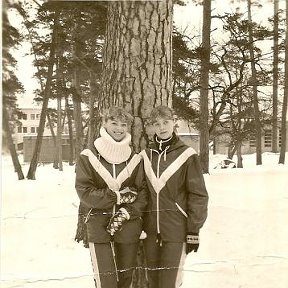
[186,233,199,254]
[119,187,137,204]
[106,208,130,236]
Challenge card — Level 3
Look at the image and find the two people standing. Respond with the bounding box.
[75,105,208,288]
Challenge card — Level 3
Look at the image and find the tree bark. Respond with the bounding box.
[26,11,59,179]
[100,0,173,152]
[247,0,262,165]
[272,0,279,152]
[199,0,211,173]
[279,0,288,164]
[3,108,25,180]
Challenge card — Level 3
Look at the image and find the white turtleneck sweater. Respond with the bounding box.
[94,127,132,164]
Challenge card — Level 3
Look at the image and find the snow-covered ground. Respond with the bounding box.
[1,152,288,288]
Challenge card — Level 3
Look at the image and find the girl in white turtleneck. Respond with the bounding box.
[75,107,147,288]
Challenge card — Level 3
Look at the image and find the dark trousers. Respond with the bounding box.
[144,236,186,288]
[89,242,139,288]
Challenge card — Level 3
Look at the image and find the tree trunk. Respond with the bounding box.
[247,0,262,165]
[26,11,59,179]
[100,0,173,152]
[279,0,288,164]
[199,0,211,173]
[272,0,279,152]
[88,75,100,149]
[72,22,84,163]
[25,12,58,168]
[65,96,74,165]
[56,96,63,171]
[236,142,243,168]
[47,112,58,169]
[3,108,25,180]
[100,2,173,287]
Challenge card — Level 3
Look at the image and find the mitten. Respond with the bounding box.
[106,208,130,236]
[74,203,90,248]
[117,187,137,204]
[186,233,199,254]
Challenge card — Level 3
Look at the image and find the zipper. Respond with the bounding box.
[175,202,188,218]
[112,163,116,216]
[155,149,166,235]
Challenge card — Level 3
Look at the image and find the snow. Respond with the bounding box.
[1,152,288,288]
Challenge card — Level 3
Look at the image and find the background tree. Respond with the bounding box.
[23,1,106,178]
[2,0,25,179]
[247,0,262,165]
[26,9,59,179]
[272,0,279,152]
[199,0,211,173]
[279,0,288,164]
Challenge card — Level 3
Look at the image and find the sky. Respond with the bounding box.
[1,152,288,288]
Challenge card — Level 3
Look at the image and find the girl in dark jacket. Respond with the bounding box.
[140,106,209,288]
[75,107,147,288]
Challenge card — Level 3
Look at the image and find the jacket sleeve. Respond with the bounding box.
[75,154,117,209]
[186,154,209,234]
[122,160,148,219]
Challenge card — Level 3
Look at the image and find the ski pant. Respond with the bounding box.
[89,241,139,288]
[143,236,186,288]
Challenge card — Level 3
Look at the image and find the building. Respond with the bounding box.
[14,107,51,150]
[23,134,74,163]
[214,121,288,154]
[13,106,75,163]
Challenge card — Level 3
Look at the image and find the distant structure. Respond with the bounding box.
[13,106,74,163]
[13,107,51,150]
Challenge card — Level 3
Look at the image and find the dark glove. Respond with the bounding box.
[118,187,137,204]
[186,233,199,254]
[106,208,130,236]
[74,203,90,248]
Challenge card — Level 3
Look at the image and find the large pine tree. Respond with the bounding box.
[100,0,173,152]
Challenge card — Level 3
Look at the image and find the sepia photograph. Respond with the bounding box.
[1,0,288,287]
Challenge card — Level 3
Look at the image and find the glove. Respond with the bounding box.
[117,187,137,204]
[106,208,130,236]
[186,233,199,254]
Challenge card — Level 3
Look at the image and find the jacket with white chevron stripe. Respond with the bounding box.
[140,137,208,242]
[75,146,147,243]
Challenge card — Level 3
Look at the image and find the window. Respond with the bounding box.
[17,126,22,133]
[249,134,256,147]
[36,114,40,119]
[23,127,27,133]
[31,114,35,120]
[264,130,272,147]
[36,127,39,133]
[31,127,36,133]
[22,113,27,120]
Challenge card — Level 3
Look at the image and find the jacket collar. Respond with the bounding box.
[94,127,132,164]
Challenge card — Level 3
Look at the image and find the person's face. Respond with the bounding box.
[103,119,128,142]
[152,117,174,140]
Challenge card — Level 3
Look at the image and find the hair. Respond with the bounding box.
[149,105,176,123]
[102,106,133,125]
